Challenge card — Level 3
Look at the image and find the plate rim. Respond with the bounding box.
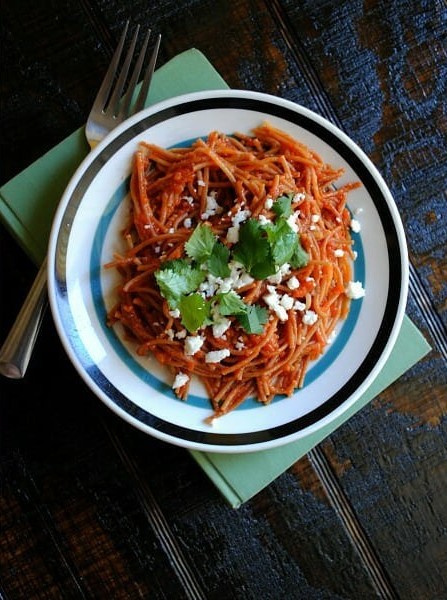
[47,89,409,453]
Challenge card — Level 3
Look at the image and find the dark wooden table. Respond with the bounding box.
[1,1,446,598]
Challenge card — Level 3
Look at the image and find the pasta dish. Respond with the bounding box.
[105,122,364,421]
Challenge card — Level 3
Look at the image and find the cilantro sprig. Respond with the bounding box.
[178,293,211,332]
[216,291,268,335]
[153,194,308,335]
[154,259,205,308]
[234,193,309,276]
[185,224,230,277]
[236,303,268,334]
[233,219,276,279]
[271,192,293,218]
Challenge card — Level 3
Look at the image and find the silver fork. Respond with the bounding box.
[0,23,161,378]
[86,22,161,147]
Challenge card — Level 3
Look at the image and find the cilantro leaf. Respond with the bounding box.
[217,291,267,334]
[233,219,266,267]
[184,224,216,263]
[216,291,247,316]
[249,256,277,280]
[236,304,268,334]
[154,259,206,308]
[233,219,276,279]
[179,293,210,332]
[208,241,231,278]
[272,193,293,218]
[290,238,309,269]
[265,219,297,266]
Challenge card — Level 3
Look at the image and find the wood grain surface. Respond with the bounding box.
[1,1,446,598]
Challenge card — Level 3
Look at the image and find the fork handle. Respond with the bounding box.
[0,257,48,378]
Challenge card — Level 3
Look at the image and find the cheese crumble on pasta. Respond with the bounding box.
[105,122,364,421]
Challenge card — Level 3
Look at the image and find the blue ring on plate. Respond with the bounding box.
[90,175,365,409]
[53,95,403,447]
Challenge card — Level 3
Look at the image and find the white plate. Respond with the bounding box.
[47,90,408,453]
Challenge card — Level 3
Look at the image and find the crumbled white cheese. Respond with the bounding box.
[265,197,274,209]
[294,300,306,311]
[293,192,305,202]
[225,209,251,243]
[236,271,255,289]
[166,329,175,340]
[286,212,300,233]
[199,274,217,298]
[212,317,231,339]
[302,310,318,325]
[197,180,206,187]
[263,285,289,321]
[205,349,231,363]
[225,261,254,290]
[345,281,365,299]
[169,308,180,319]
[201,192,222,220]
[175,329,187,340]
[287,276,300,290]
[218,278,234,294]
[280,294,294,311]
[311,214,320,223]
[226,226,239,244]
[198,262,254,299]
[267,262,291,285]
[235,338,245,351]
[232,208,251,226]
[184,335,204,356]
[350,218,361,233]
[172,372,190,389]
[258,214,272,226]
[334,249,345,257]
[183,217,192,228]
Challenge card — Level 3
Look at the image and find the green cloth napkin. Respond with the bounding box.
[0,49,431,508]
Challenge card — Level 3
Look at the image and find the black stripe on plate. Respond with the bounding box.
[55,95,404,448]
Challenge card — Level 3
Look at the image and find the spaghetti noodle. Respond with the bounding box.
[105,122,363,421]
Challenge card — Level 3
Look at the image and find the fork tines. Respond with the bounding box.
[95,21,161,120]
